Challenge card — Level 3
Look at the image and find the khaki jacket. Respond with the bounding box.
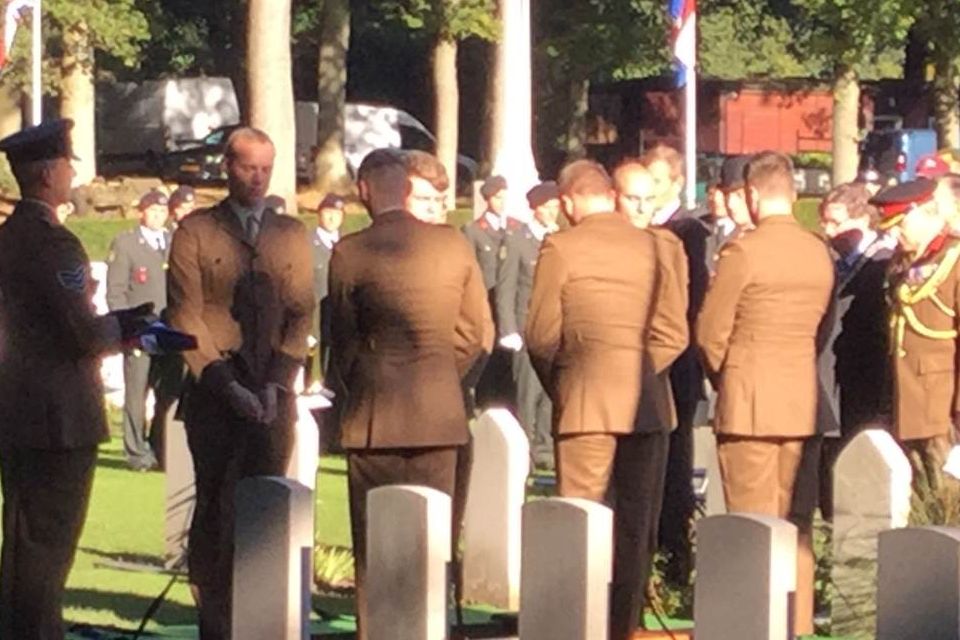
[167,200,315,391]
[696,215,834,438]
[889,237,960,441]
[525,213,689,435]
[328,210,492,449]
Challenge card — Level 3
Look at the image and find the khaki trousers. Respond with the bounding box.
[716,435,821,637]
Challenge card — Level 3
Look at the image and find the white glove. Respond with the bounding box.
[307,335,318,349]
[499,333,524,352]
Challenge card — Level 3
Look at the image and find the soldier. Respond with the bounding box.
[327,149,491,640]
[496,181,561,469]
[708,154,755,271]
[106,190,175,471]
[167,127,315,639]
[873,178,960,488]
[306,193,345,390]
[642,144,711,585]
[816,183,893,519]
[404,149,449,225]
[613,158,658,228]
[526,160,688,640]
[168,185,197,226]
[0,119,156,640]
[696,152,834,636]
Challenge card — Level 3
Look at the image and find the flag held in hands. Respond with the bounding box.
[669,0,696,87]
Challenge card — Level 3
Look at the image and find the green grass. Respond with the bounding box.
[796,197,822,232]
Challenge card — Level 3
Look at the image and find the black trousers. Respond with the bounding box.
[347,444,468,640]
[183,386,295,640]
[122,351,183,467]
[657,402,697,584]
[0,446,97,640]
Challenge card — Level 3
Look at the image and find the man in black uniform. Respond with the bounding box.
[496,182,560,468]
[463,175,517,410]
[707,155,755,273]
[307,193,345,389]
[107,190,175,470]
[0,119,155,640]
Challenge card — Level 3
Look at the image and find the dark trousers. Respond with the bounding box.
[477,347,516,413]
[513,349,553,467]
[184,387,295,640]
[347,445,465,640]
[0,446,97,640]
[555,430,670,640]
[657,403,697,585]
[122,351,183,467]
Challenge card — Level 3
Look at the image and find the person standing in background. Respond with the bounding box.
[306,193,345,390]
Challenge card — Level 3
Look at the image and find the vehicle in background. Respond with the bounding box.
[156,124,239,184]
[859,128,938,185]
[97,78,241,177]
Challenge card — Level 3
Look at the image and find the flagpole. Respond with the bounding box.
[683,13,696,210]
[30,0,40,125]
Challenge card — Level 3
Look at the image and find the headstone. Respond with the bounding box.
[232,477,313,640]
[518,498,613,640]
[462,408,530,609]
[693,425,726,516]
[367,485,451,640]
[163,401,194,570]
[877,526,960,640]
[286,393,323,491]
[832,429,912,637]
[694,514,797,640]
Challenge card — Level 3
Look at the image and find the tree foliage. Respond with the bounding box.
[378,0,499,42]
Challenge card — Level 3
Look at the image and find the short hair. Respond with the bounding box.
[821,182,879,224]
[357,148,408,198]
[745,151,795,198]
[11,158,52,192]
[612,157,648,190]
[641,144,684,181]
[404,150,449,192]
[224,127,273,163]
[557,159,614,197]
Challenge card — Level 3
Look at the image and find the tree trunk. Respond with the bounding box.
[832,65,860,186]
[60,22,96,186]
[0,81,22,139]
[313,0,353,195]
[433,36,458,208]
[565,77,589,162]
[247,0,297,214]
[933,53,960,150]
[482,1,505,173]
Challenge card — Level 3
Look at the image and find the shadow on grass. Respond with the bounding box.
[64,585,196,628]
[79,547,167,570]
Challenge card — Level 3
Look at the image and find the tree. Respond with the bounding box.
[378,0,498,204]
[247,0,297,214]
[311,0,353,194]
[790,0,913,185]
[911,0,960,149]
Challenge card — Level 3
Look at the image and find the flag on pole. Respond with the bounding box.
[0,0,34,70]
[668,0,696,87]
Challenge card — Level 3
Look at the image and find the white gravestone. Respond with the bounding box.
[462,408,529,609]
[163,402,194,570]
[695,514,797,640]
[285,391,328,491]
[232,477,313,640]
[877,527,960,640]
[832,429,912,637]
[367,485,451,640]
[519,498,613,640]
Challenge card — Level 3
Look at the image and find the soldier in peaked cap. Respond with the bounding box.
[495,181,561,469]
[0,119,157,640]
[874,179,960,487]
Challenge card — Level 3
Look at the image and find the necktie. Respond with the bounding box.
[245,214,260,243]
[155,237,164,252]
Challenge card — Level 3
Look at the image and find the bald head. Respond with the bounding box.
[357,148,409,216]
[613,159,657,228]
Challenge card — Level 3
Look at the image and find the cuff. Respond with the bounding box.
[267,353,302,388]
[200,360,236,390]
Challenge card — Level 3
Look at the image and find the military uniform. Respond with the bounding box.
[327,209,491,640]
[308,226,338,384]
[167,199,315,639]
[106,216,176,468]
[525,212,688,640]
[495,220,552,466]
[696,214,835,636]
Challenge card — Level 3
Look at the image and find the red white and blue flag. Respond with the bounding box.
[0,0,34,69]
[669,0,696,87]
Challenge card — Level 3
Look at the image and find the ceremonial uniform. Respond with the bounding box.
[309,226,338,382]
[696,214,834,636]
[106,212,176,469]
[327,209,491,640]
[167,199,315,639]
[525,212,688,640]
[495,220,553,466]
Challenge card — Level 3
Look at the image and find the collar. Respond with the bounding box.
[652,200,682,226]
[850,230,879,262]
[139,225,166,247]
[917,232,952,264]
[716,217,736,236]
[20,198,58,224]
[528,219,551,242]
[229,198,265,224]
[316,227,339,249]
[483,211,504,231]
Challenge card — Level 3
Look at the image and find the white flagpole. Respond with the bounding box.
[30,0,41,125]
[683,18,696,210]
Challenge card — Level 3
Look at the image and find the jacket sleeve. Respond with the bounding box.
[454,236,493,377]
[495,233,521,337]
[695,241,749,376]
[105,235,129,312]
[327,243,357,403]
[166,221,228,382]
[267,224,317,388]
[524,236,566,389]
[648,232,690,374]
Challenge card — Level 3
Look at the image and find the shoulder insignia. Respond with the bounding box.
[56,264,87,292]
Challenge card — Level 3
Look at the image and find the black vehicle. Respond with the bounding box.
[158,125,239,184]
